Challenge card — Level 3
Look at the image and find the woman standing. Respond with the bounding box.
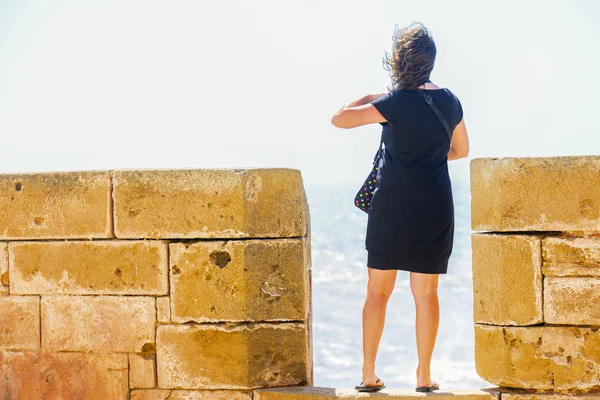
[331,22,470,393]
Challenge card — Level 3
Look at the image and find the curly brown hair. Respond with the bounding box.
[382,22,437,91]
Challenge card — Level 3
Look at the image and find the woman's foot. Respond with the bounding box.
[415,366,437,389]
[362,365,384,388]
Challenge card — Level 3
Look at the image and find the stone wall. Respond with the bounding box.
[3,158,600,400]
[471,157,600,396]
[0,168,313,399]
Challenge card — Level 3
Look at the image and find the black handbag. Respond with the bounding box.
[354,89,453,213]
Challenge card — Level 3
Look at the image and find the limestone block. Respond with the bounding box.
[129,353,157,389]
[544,277,600,325]
[169,238,308,323]
[471,157,600,231]
[42,295,155,352]
[112,168,309,239]
[156,323,309,389]
[471,233,543,325]
[0,296,40,350]
[502,392,600,400]
[131,390,252,400]
[9,240,168,295]
[0,286,7,295]
[474,324,600,392]
[0,170,112,239]
[0,350,128,400]
[254,387,500,400]
[0,242,7,286]
[542,237,600,276]
[156,296,171,323]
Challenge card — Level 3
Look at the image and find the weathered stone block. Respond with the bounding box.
[130,353,157,389]
[472,233,543,325]
[474,324,600,392]
[0,350,128,399]
[542,237,600,276]
[254,387,500,400]
[42,295,155,352]
[0,171,112,239]
[156,323,308,389]
[502,392,600,400]
[169,239,308,323]
[9,240,168,295]
[544,277,600,325]
[0,242,7,287]
[112,168,309,239]
[156,296,171,323]
[131,390,252,400]
[471,157,600,231]
[0,296,40,349]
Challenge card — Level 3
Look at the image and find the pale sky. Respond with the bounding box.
[0,0,599,186]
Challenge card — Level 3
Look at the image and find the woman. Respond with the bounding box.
[331,22,470,393]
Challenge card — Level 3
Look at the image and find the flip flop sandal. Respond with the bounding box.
[355,378,385,392]
[415,380,439,392]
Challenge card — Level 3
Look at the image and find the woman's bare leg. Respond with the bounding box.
[410,271,440,388]
[361,267,397,386]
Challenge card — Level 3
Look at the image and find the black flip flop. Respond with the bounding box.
[415,380,439,392]
[355,378,385,392]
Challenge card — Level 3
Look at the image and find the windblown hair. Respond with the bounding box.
[382,22,437,91]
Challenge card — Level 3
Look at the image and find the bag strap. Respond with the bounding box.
[415,89,453,143]
[373,134,384,164]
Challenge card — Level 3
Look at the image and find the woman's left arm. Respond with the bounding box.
[331,92,387,129]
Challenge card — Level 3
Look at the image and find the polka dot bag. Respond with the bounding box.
[354,134,383,213]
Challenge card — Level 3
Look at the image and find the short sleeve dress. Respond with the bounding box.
[365,88,464,274]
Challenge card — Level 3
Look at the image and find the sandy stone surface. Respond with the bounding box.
[544,277,600,325]
[471,233,543,325]
[156,323,309,389]
[471,157,600,232]
[9,240,168,295]
[41,295,155,352]
[475,324,600,392]
[0,296,40,350]
[112,168,310,239]
[542,236,600,277]
[169,238,309,322]
[0,350,128,400]
[0,170,112,239]
[131,389,252,400]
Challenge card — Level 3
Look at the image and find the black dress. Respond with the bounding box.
[365,88,463,274]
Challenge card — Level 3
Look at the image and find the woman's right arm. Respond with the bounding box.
[447,118,469,160]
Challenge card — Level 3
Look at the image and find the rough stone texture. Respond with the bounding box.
[112,168,310,239]
[471,157,600,232]
[0,296,40,350]
[9,240,168,295]
[42,295,155,352]
[254,387,500,400]
[157,296,171,323]
[0,286,7,296]
[156,323,308,389]
[130,353,157,389]
[0,350,128,400]
[0,242,8,287]
[169,238,308,322]
[471,233,543,325]
[502,392,600,399]
[544,277,600,325]
[542,236,600,277]
[131,390,252,400]
[474,324,600,392]
[0,170,112,239]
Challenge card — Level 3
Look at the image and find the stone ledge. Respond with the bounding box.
[254,387,500,399]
